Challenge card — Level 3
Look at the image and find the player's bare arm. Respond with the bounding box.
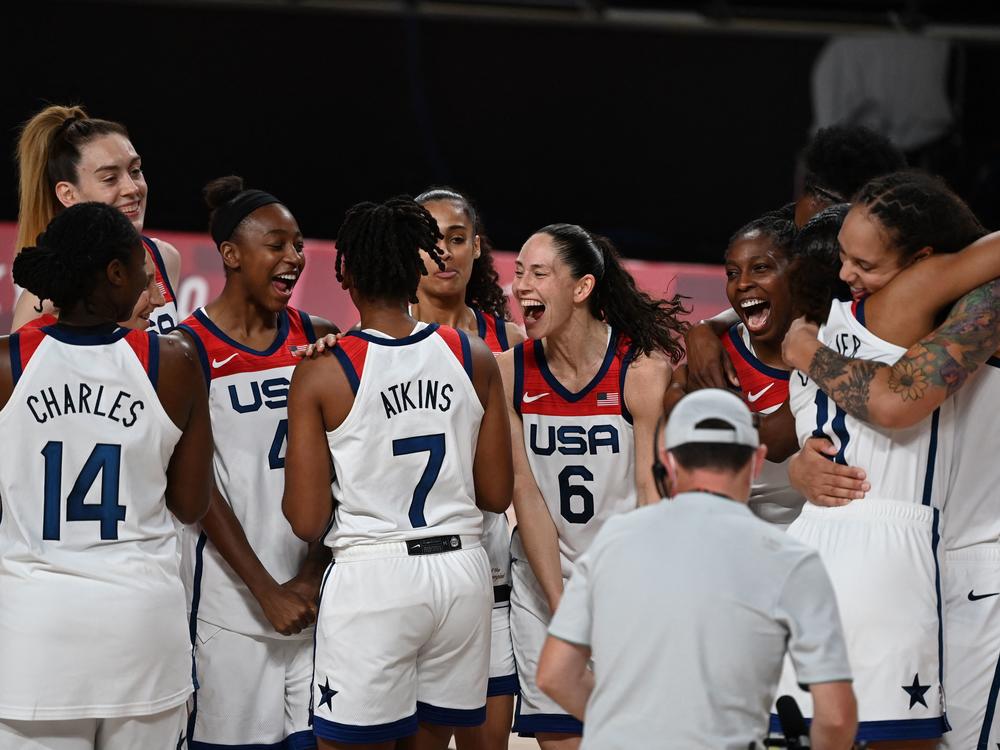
[808,681,858,750]
[469,336,513,514]
[785,279,1000,429]
[536,637,594,722]
[756,400,799,463]
[498,348,565,613]
[684,308,740,389]
[623,351,671,505]
[10,291,56,332]
[151,237,182,292]
[283,351,348,542]
[157,332,213,524]
[864,230,1000,347]
[503,320,526,347]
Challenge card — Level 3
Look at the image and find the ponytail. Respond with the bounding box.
[539,223,689,363]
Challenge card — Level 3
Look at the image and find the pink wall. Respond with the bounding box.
[0,222,730,333]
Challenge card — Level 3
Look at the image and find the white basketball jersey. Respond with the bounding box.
[941,356,1000,549]
[790,299,954,507]
[178,307,316,638]
[511,329,636,578]
[0,325,188,720]
[143,236,180,334]
[325,323,485,554]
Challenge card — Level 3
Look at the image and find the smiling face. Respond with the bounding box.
[223,203,305,312]
[724,231,793,345]
[837,205,909,300]
[120,252,166,329]
[418,199,480,301]
[57,134,148,232]
[513,232,593,339]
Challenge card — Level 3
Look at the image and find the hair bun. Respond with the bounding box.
[203,175,245,210]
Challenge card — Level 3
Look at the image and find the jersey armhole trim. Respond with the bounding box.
[513,342,524,416]
[146,331,160,389]
[618,343,637,425]
[494,315,510,351]
[457,328,473,382]
[299,309,318,344]
[332,346,361,395]
[176,324,211,389]
[851,297,867,327]
[9,333,22,387]
[142,236,177,301]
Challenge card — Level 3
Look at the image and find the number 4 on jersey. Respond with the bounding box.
[41,442,125,541]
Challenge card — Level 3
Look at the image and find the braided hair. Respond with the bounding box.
[788,203,852,325]
[854,171,987,261]
[415,187,508,319]
[15,105,130,254]
[13,202,141,313]
[537,223,689,363]
[335,196,444,304]
[726,210,798,260]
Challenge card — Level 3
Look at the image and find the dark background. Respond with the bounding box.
[3,1,999,262]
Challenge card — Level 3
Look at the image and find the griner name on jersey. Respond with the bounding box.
[381,379,455,419]
[26,382,145,427]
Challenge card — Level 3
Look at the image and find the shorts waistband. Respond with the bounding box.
[333,535,481,561]
[945,544,1000,562]
[799,498,936,523]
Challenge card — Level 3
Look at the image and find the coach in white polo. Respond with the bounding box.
[537,389,857,749]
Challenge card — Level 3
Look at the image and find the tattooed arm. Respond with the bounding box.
[782,279,1000,430]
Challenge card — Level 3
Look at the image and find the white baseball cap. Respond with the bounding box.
[664,389,759,450]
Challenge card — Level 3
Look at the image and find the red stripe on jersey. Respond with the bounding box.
[179,307,314,379]
[142,237,176,305]
[16,325,48,372]
[17,313,58,331]
[122,329,151,374]
[434,325,468,371]
[719,326,789,413]
[336,336,369,382]
[474,309,507,354]
[518,335,632,418]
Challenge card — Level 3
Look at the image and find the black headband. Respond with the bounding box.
[210,189,282,248]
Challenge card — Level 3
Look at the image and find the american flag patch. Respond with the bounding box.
[289,344,312,356]
[156,280,167,296]
[596,392,619,406]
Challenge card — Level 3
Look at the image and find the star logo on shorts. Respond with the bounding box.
[902,673,930,709]
[318,677,338,710]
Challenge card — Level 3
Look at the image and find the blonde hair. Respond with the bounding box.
[15,104,128,254]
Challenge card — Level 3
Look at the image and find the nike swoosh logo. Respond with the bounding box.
[523,392,549,404]
[968,590,1000,601]
[747,383,775,403]
[212,353,239,368]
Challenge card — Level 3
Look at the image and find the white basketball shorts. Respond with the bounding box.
[773,499,946,743]
[0,704,186,750]
[509,556,583,737]
[311,538,491,744]
[941,545,1000,750]
[188,622,314,750]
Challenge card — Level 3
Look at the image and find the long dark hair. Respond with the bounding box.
[415,186,508,319]
[537,223,688,362]
[788,203,851,325]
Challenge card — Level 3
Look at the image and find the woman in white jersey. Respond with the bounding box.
[781,184,1000,749]
[283,196,513,750]
[413,187,524,750]
[0,202,211,749]
[772,171,1000,748]
[497,223,684,749]
[12,104,181,333]
[177,176,338,750]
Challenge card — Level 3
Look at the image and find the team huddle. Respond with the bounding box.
[0,104,997,750]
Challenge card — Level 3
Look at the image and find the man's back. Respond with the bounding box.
[549,491,851,750]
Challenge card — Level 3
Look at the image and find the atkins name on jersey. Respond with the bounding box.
[380,379,455,420]
[25,382,145,427]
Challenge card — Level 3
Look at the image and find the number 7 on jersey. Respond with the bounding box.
[392,433,446,528]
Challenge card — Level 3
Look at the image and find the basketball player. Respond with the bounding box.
[12,105,180,334]
[413,187,523,750]
[774,172,1000,748]
[719,210,805,526]
[0,202,211,749]
[782,258,1000,746]
[282,196,512,750]
[498,224,684,749]
[176,177,338,750]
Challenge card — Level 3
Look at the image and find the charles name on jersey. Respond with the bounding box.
[25,382,145,427]
[381,379,455,419]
